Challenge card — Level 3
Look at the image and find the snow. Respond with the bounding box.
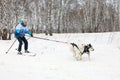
[0,32,120,80]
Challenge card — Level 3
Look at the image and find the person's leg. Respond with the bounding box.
[17,37,23,52]
[22,37,28,52]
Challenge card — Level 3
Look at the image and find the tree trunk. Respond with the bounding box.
[2,28,8,40]
[0,29,2,40]
[118,0,120,30]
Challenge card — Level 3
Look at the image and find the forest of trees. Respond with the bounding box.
[0,0,120,39]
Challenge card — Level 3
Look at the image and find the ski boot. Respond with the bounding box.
[18,51,22,55]
[25,50,30,53]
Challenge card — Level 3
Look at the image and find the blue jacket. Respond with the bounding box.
[14,23,31,38]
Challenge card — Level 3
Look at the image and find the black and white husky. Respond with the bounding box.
[70,43,94,61]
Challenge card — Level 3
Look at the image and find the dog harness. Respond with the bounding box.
[82,46,90,55]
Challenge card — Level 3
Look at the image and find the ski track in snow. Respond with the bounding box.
[0,32,120,80]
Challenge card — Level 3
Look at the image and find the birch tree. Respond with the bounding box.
[0,0,119,39]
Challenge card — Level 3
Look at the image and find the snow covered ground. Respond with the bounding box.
[0,32,120,80]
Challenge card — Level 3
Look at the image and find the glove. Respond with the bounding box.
[27,31,32,37]
[31,33,33,37]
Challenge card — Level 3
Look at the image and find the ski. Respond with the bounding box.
[15,49,36,57]
[21,53,36,57]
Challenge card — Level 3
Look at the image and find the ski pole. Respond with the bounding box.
[6,39,17,54]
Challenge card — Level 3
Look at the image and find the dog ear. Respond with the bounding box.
[88,44,91,47]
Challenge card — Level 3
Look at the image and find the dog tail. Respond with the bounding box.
[70,43,80,50]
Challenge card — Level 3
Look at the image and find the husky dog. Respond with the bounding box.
[70,43,94,61]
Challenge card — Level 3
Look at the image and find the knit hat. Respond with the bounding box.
[19,19,27,25]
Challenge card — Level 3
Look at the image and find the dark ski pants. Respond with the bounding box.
[17,36,28,52]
